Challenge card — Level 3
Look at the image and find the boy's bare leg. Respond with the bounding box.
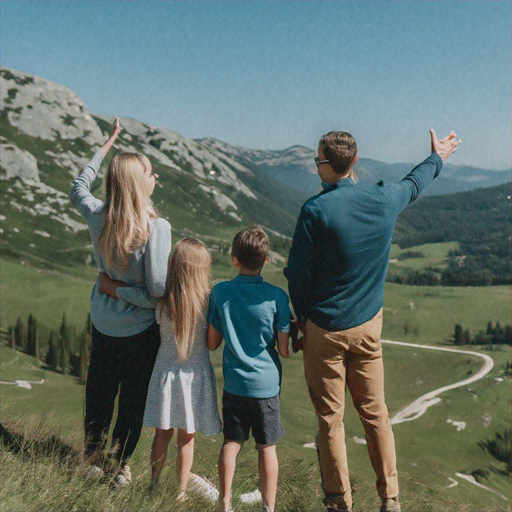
[217,440,243,512]
[176,429,195,496]
[258,444,278,512]
[151,428,174,486]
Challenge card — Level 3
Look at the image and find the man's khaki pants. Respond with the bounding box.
[303,309,398,510]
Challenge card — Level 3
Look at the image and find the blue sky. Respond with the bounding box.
[1,0,511,169]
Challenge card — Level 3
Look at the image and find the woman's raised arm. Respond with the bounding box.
[70,117,122,216]
[101,117,122,157]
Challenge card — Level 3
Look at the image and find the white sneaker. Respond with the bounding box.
[176,490,189,503]
[81,465,104,480]
[188,473,219,503]
[113,464,132,487]
[240,488,262,504]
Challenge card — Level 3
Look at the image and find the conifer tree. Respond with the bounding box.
[35,331,40,363]
[56,334,69,374]
[475,330,485,345]
[14,317,25,349]
[26,314,37,357]
[505,325,512,346]
[45,331,57,369]
[454,324,463,345]
[7,326,15,350]
[463,328,471,346]
[70,325,77,355]
[86,312,92,336]
[58,313,71,373]
[60,313,70,352]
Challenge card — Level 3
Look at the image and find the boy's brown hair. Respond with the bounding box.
[231,225,269,271]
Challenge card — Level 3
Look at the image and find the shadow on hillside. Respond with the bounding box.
[478,428,512,476]
[0,422,81,466]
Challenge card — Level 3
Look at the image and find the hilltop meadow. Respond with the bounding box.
[1,246,511,512]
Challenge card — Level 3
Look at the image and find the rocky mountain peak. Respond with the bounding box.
[1,67,102,145]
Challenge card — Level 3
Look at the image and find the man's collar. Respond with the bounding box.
[321,175,357,192]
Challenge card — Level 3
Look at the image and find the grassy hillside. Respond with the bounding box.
[1,248,511,511]
[1,335,510,511]
[2,257,511,344]
[1,254,511,512]
[394,183,512,249]
[388,242,459,274]
[393,183,511,286]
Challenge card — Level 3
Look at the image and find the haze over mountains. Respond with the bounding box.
[1,66,510,271]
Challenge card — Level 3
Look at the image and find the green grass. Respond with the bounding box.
[1,255,511,510]
[0,259,98,330]
[2,256,511,342]
[1,341,510,511]
[389,241,459,274]
[389,241,459,261]
[381,283,511,345]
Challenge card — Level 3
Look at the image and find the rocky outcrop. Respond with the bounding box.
[96,115,257,199]
[0,143,40,182]
[1,67,103,144]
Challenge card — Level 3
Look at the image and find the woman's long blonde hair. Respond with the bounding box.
[162,238,211,361]
[99,153,157,269]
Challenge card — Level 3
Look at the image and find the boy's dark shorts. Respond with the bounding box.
[222,391,286,446]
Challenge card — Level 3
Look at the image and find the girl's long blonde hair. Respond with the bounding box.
[162,238,211,361]
[99,153,157,269]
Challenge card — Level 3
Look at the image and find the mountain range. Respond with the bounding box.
[1,66,510,271]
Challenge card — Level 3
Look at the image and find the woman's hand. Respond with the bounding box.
[98,272,126,299]
[112,116,122,138]
[101,117,122,157]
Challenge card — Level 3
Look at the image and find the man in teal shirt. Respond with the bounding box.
[285,129,461,512]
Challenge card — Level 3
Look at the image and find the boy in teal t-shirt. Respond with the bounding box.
[207,226,290,512]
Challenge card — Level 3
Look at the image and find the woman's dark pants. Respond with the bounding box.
[84,322,160,464]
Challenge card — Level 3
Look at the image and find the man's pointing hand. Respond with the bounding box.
[430,129,462,161]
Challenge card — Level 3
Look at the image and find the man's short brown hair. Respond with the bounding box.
[231,225,269,271]
[319,131,358,176]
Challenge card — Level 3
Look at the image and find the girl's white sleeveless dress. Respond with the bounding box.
[143,305,222,435]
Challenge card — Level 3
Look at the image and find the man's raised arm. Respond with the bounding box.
[386,129,462,213]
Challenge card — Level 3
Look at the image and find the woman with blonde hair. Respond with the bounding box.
[70,118,171,486]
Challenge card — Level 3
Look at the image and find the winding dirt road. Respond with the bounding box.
[382,339,494,425]
[382,341,510,502]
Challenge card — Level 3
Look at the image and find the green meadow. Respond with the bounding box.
[1,336,510,511]
[1,249,511,511]
[388,242,459,274]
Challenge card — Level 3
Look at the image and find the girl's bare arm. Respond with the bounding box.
[207,324,223,351]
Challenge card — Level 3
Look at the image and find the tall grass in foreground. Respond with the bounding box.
[1,416,485,512]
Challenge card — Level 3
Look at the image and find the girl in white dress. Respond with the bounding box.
[143,237,221,494]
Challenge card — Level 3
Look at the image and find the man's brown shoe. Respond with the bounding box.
[380,497,401,512]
